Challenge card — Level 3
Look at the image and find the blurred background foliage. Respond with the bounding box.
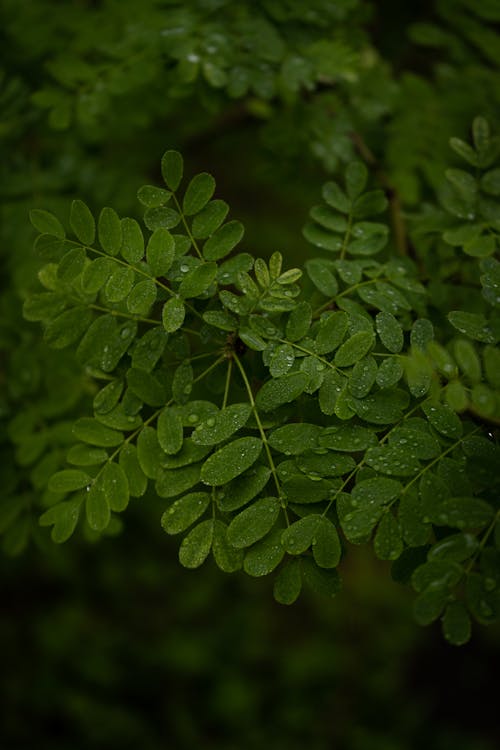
[1,0,500,747]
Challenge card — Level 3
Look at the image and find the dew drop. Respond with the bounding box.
[180,264,189,273]
[120,327,130,339]
[188,413,198,423]
[484,577,496,592]
[183,384,192,394]
[479,600,493,617]
[206,417,216,427]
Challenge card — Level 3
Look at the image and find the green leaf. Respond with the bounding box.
[334,331,375,367]
[442,601,471,645]
[268,423,322,455]
[137,185,171,208]
[273,559,302,604]
[203,220,245,261]
[365,444,420,476]
[70,200,95,245]
[146,227,175,277]
[161,150,183,191]
[351,191,388,219]
[127,368,166,406]
[156,463,202,499]
[121,218,145,263]
[389,426,440,460]
[376,311,404,353]
[216,465,271,512]
[203,309,237,331]
[101,461,129,512]
[430,497,494,530]
[44,307,93,349]
[450,137,479,167]
[104,266,135,302]
[255,372,309,411]
[179,519,214,568]
[447,311,496,343]
[23,292,66,322]
[301,558,341,598]
[119,444,147,497]
[183,173,215,216]
[338,478,402,542]
[413,587,449,626]
[411,318,434,350]
[81,257,114,293]
[162,297,185,333]
[179,262,217,298]
[227,496,280,549]
[157,407,184,454]
[30,209,65,239]
[286,301,312,342]
[93,379,123,415]
[316,311,348,354]
[423,402,463,439]
[319,424,377,452]
[192,200,229,239]
[243,528,285,576]
[345,161,368,199]
[376,357,403,388]
[374,512,403,560]
[67,444,108,467]
[303,222,343,251]
[137,426,164,480]
[453,339,482,382]
[172,361,194,404]
[161,492,210,534]
[428,533,478,563]
[144,206,180,231]
[201,437,263,486]
[73,418,123,448]
[98,207,122,256]
[57,247,86,281]
[86,480,110,532]
[127,279,157,315]
[192,403,251,446]
[39,497,82,543]
[269,344,295,376]
[322,181,350,213]
[305,258,338,296]
[49,469,90,493]
[349,356,377,398]
[212,520,244,572]
[162,439,211,469]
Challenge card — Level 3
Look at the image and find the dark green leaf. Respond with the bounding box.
[192,200,229,239]
[201,437,263,485]
[49,469,90,493]
[179,262,217,298]
[442,601,471,645]
[70,199,95,245]
[161,492,210,534]
[157,407,184,454]
[121,217,145,263]
[212,520,244,572]
[98,207,122,256]
[183,173,215,216]
[161,150,183,191]
[334,331,375,367]
[119,444,147,497]
[243,528,285,576]
[227,496,280,549]
[203,220,245,261]
[146,227,175,277]
[316,311,348,354]
[192,403,251,446]
[179,519,214,568]
[30,209,65,239]
[162,297,185,333]
[273,559,302,604]
[255,372,309,412]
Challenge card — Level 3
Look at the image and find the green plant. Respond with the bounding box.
[19,115,500,646]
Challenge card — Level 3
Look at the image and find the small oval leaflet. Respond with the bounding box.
[243,528,285,577]
[212,520,244,573]
[39,498,82,544]
[70,199,95,245]
[316,311,348,354]
[268,423,323,455]
[273,559,302,605]
[192,403,251,446]
[146,227,175,277]
[192,199,229,239]
[98,207,122,256]
[376,311,404,353]
[179,262,217,298]
[162,297,185,333]
[334,330,375,367]
[101,461,129,512]
[178,519,214,569]
[161,492,211,534]
[203,220,245,261]
[201,437,263,486]
[227,496,280,549]
[30,209,65,239]
[121,217,145,263]
[157,407,184,454]
[183,172,216,216]
[255,372,309,412]
[127,279,157,315]
[48,469,91,493]
[161,150,183,191]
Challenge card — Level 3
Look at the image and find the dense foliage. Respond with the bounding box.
[2,0,500,682]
